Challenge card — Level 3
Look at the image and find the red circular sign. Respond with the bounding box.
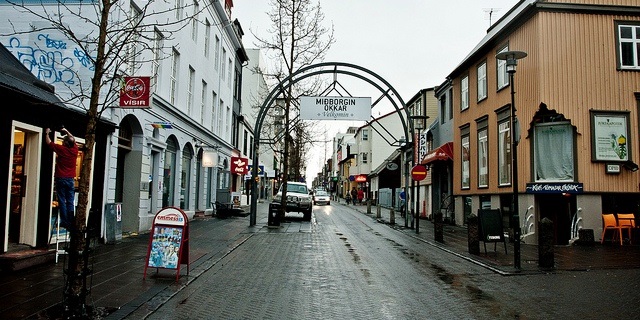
[411,165,428,181]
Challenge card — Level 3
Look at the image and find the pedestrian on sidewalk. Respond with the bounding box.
[399,188,406,217]
[357,188,364,205]
[350,188,358,205]
[46,126,78,230]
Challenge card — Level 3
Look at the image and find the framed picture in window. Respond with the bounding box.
[590,111,630,162]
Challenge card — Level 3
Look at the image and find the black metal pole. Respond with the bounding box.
[510,70,521,271]
[416,176,420,234]
[410,178,415,229]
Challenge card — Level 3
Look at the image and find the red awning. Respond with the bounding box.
[421,142,453,165]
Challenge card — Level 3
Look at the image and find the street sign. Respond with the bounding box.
[411,165,427,181]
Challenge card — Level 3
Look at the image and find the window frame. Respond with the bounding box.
[533,121,575,182]
[461,125,471,190]
[200,80,207,125]
[477,127,489,188]
[477,60,487,102]
[170,48,180,105]
[187,66,195,115]
[496,45,509,90]
[498,119,511,186]
[204,20,211,57]
[615,21,640,70]
[460,75,469,111]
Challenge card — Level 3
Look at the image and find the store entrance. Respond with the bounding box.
[5,122,41,251]
[537,194,576,245]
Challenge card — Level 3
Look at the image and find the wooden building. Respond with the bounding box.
[449,0,640,244]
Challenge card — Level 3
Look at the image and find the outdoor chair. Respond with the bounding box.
[617,213,636,245]
[601,213,623,245]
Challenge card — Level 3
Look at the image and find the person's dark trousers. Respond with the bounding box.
[55,177,76,229]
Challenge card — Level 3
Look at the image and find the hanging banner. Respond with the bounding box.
[300,96,371,121]
[120,76,151,108]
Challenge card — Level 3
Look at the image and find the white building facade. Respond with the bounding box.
[0,0,248,238]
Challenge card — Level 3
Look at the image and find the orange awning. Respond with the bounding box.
[421,142,453,165]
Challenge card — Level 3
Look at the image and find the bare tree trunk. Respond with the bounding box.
[64,0,111,315]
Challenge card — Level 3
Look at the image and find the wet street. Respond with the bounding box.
[140,203,640,320]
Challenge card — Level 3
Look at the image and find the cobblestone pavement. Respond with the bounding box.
[139,204,640,320]
[2,200,637,319]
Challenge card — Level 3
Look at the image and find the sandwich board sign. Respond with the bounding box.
[144,207,190,280]
[477,209,507,254]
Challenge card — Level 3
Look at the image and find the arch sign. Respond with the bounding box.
[300,96,371,120]
[249,62,413,226]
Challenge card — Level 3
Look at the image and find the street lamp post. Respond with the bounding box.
[410,115,428,234]
[496,50,527,270]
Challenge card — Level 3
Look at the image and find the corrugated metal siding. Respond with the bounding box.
[453,6,640,195]
[537,10,640,193]
[545,0,639,6]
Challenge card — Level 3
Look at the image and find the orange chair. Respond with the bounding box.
[616,213,636,245]
[601,214,623,245]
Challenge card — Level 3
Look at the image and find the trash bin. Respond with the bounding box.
[268,202,280,227]
[104,203,122,244]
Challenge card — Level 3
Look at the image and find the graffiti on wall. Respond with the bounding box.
[5,34,94,86]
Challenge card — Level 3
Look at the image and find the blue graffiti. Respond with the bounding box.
[4,34,95,85]
[38,33,66,50]
[74,47,95,71]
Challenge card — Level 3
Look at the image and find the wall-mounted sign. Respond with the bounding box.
[300,96,371,121]
[525,182,583,194]
[231,157,248,175]
[202,150,218,167]
[120,76,151,108]
[355,174,367,182]
[606,163,621,174]
[248,165,265,176]
[590,111,630,162]
[386,162,399,171]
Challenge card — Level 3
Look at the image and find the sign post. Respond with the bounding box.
[144,207,190,281]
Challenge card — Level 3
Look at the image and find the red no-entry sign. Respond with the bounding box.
[411,165,428,181]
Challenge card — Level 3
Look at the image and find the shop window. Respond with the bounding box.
[162,137,178,207]
[181,146,193,209]
[461,133,470,189]
[534,122,574,181]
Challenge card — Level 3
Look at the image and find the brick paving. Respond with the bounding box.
[0,200,638,319]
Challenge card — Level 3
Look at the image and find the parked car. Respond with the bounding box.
[313,190,331,205]
[272,181,313,221]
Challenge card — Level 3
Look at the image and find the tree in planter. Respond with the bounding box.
[1,0,206,316]
[250,0,334,214]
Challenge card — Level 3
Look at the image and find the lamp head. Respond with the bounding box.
[496,50,528,74]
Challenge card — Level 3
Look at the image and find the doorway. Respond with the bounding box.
[536,194,576,245]
[5,122,42,251]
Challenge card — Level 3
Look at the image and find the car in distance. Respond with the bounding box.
[272,182,313,221]
[313,190,331,205]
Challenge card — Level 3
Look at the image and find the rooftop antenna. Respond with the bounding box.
[484,8,501,27]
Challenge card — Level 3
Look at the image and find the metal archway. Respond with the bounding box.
[249,62,414,225]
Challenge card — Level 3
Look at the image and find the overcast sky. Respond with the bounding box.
[231,0,520,181]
